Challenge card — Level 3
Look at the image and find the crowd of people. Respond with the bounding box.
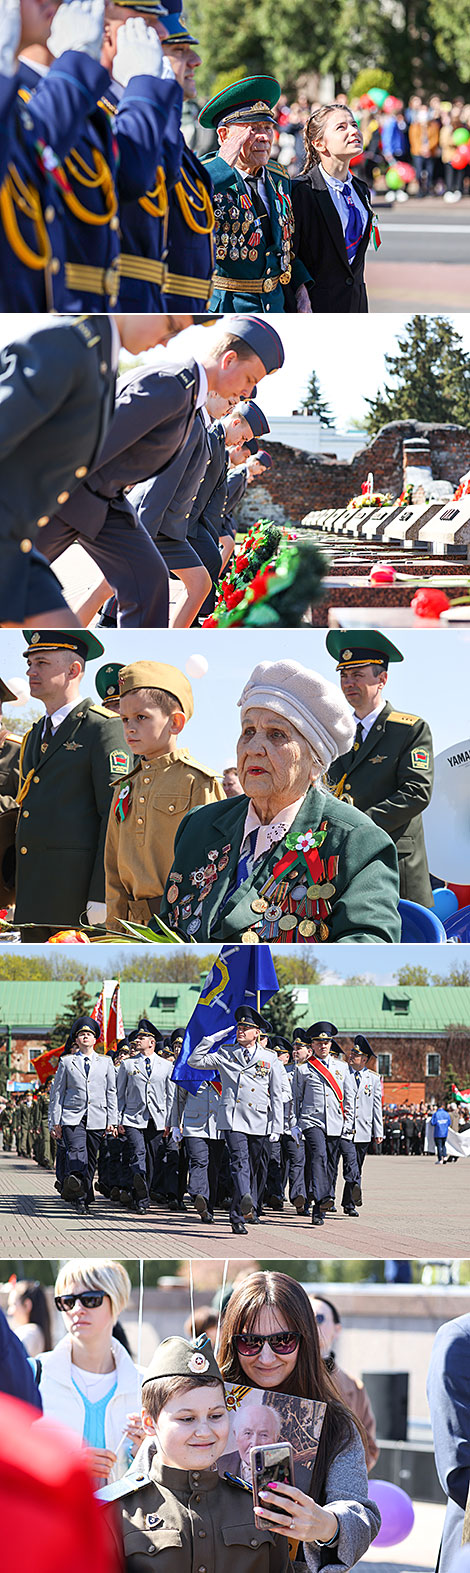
[1,1006,459,1232]
[273,90,470,201]
[0,629,438,944]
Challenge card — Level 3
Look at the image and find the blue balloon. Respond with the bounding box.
[399,900,447,943]
[432,888,459,921]
[444,904,470,942]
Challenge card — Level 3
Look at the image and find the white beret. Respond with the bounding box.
[238,659,356,769]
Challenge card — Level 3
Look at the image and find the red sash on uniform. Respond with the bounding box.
[308,1057,344,1115]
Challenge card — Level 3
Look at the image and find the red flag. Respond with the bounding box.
[90,990,106,1047]
[31,1044,66,1085]
[106,983,124,1053]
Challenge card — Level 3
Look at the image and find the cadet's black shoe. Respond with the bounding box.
[248,1212,260,1224]
[292,1194,306,1214]
[207,1211,214,1222]
[168,1198,181,1212]
[133,1173,148,1200]
[54,1180,62,1192]
[75,1198,87,1215]
[194,1194,210,1222]
[119,1189,133,1206]
[62,1174,83,1201]
[232,1221,248,1234]
[311,1204,325,1226]
[110,1186,121,1202]
[343,1205,359,1217]
[352,1183,363,1205]
[320,1195,335,1212]
[329,1204,338,1214]
[136,1199,148,1214]
[240,1193,255,1219]
[268,1196,283,1211]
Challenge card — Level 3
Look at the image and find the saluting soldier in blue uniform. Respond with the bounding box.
[199,75,312,313]
[161,12,216,313]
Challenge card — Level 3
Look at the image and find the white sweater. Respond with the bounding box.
[37,1334,141,1482]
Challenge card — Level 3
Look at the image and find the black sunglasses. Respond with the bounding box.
[233,1331,302,1357]
[55,1291,105,1312]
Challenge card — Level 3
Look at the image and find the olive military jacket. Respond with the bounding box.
[160,784,400,943]
[327,699,434,907]
[0,734,21,811]
[102,1455,290,1573]
[105,749,224,930]
[15,699,131,928]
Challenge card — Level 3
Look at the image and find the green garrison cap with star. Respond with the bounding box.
[199,75,281,131]
[142,1334,223,1387]
[95,663,124,702]
[23,630,105,663]
[326,629,404,670]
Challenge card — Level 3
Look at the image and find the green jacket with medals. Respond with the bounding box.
[15,698,131,928]
[327,699,434,906]
[160,783,400,943]
[202,153,311,311]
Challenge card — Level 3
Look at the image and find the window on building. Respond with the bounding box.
[378,1052,392,1077]
[426,1053,441,1076]
[382,992,411,1015]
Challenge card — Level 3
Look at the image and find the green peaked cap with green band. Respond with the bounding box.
[325,629,404,669]
[142,1334,223,1387]
[23,630,104,662]
[199,75,281,130]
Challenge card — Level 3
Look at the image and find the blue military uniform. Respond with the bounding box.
[99,72,184,311]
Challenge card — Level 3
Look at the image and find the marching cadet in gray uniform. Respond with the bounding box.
[341,1034,383,1216]
[99,1333,290,1573]
[263,1036,306,1214]
[49,1014,118,1213]
[117,1017,178,1213]
[294,1021,359,1228]
[326,631,434,907]
[187,1004,285,1235]
[173,1076,223,1224]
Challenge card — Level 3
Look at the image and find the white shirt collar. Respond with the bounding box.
[43,699,79,735]
[320,164,351,192]
[195,362,209,411]
[353,695,387,740]
[18,54,49,77]
[242,794,307,860]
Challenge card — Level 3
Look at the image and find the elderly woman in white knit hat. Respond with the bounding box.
[160,659,401,944]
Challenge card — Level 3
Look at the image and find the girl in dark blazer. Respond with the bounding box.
[290,104,375,313]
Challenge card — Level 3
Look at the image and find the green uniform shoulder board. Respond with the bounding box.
[90,703,116,716]
[267,158,287,177]
[386,710,419,725]
[96,1471,152,1504]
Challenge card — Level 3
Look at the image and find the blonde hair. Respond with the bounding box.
[55,1258,131,1322]
[301,103,357,173]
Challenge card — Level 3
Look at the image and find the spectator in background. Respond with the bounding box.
[440,104,469,202]
[427,1313,470,1573]
[183,1307,219,1346]
[309,1294,379,1473]
[407,99,440,193]
[222,764,243,798]
[7,1279,52,1357]
[431,1105,452,1163]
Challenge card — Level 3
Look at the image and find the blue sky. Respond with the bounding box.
[2,312,470,431]
[2,627,468,761]
[8,943,469,983]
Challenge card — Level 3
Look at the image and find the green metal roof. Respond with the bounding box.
[0,981,468,1036]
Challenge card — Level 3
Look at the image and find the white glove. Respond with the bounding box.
[291,1123,303,1145]
[86,901,107,926]
[161,55,176,81]
[171,1126,183,1145]
[269,1132,279,1143]
[112,16,163,87]
[0,0,21,77]
[48,0,105,62]
[196,1029,228,1051]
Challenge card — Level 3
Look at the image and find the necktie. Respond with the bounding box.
[83,1058,90,1078]
[355,1071,361,1086]
[342,187,364,264]
[243,1048,252,1066]
[41,716,54,754]
[245,173,267,222]
[145,1057,152,1078]
[353,722,364,752]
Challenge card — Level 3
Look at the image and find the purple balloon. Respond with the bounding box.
[371,1480,415,1548]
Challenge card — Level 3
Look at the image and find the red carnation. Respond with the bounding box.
[411,588,450,619]
[249,567,275,602]
[235,554,249,571]
[225,588,245,609]
[202,615,217,627]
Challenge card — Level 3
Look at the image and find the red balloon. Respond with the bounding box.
[349,153,363,165]
[359,93,375,109]
[384,96,403,112]
[395,160,415,183]
[448,882,470,910]
[451,146,470,169]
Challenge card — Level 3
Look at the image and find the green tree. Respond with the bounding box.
[394,964,431,986]
[436,963,470,987]
[364,317,470,436]
[273,952,326,986]
[299,371,334,428]
[48,976,98,1050]
[428,0,470,87]
[266,988,297,1039]
[349,68,394,98]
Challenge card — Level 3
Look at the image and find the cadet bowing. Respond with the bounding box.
[187,1005,285,1234]
[49,1014,118,1214]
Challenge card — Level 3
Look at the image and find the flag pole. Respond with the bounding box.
[257,990,261,1012]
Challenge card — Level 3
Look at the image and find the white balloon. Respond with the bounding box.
[186,655,208,680]
[4,677,29,707]
[424,736,470,882]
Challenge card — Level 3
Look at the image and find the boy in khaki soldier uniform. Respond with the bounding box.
[105,661,224,930]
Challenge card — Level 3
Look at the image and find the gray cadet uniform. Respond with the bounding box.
[175,1079,224,1216]
[341,1064,384,1212]
[187,1034,284,1226]
[263,1058,306,1212]
[294,1057,359,1208]
[117,1052,178,1206]
[49,1050,118,1204]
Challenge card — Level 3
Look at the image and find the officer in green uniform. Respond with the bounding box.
[35,1077,55,1169]
[0,1098,15,1152]
[199,76,312,312]
[0,678,21,811]
[160,656,400,943]
[325,631,434,907]
[95,662,125,715]
[15,630,132,941]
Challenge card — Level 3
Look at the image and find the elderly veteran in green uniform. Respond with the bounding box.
[326,631,434,908]
[161,658,400,944]
[105,660,224,931]
[14,630,131,941]
[199,76,312,313]
[99,1331,291,1573]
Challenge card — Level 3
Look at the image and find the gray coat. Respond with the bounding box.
[176,1079,222,1140]
[345,1068,384,1142]
[294,1057,353,1137]
[187,1037,285,1137]
[427,1313,470,1573]
[117,1052,173,1129]
[49,1051,118,1130]
[303,1429,381,1573]
[130,413,211,543]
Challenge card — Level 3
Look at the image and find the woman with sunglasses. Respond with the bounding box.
[33,1258,144,1487]
[217,1271,380,1571]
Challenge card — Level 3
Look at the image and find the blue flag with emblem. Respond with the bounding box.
[171,944,279,1094]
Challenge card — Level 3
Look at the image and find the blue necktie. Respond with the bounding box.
[343,187,363,264]
[83,1058,90,1078]
[145,1057,152,1078]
